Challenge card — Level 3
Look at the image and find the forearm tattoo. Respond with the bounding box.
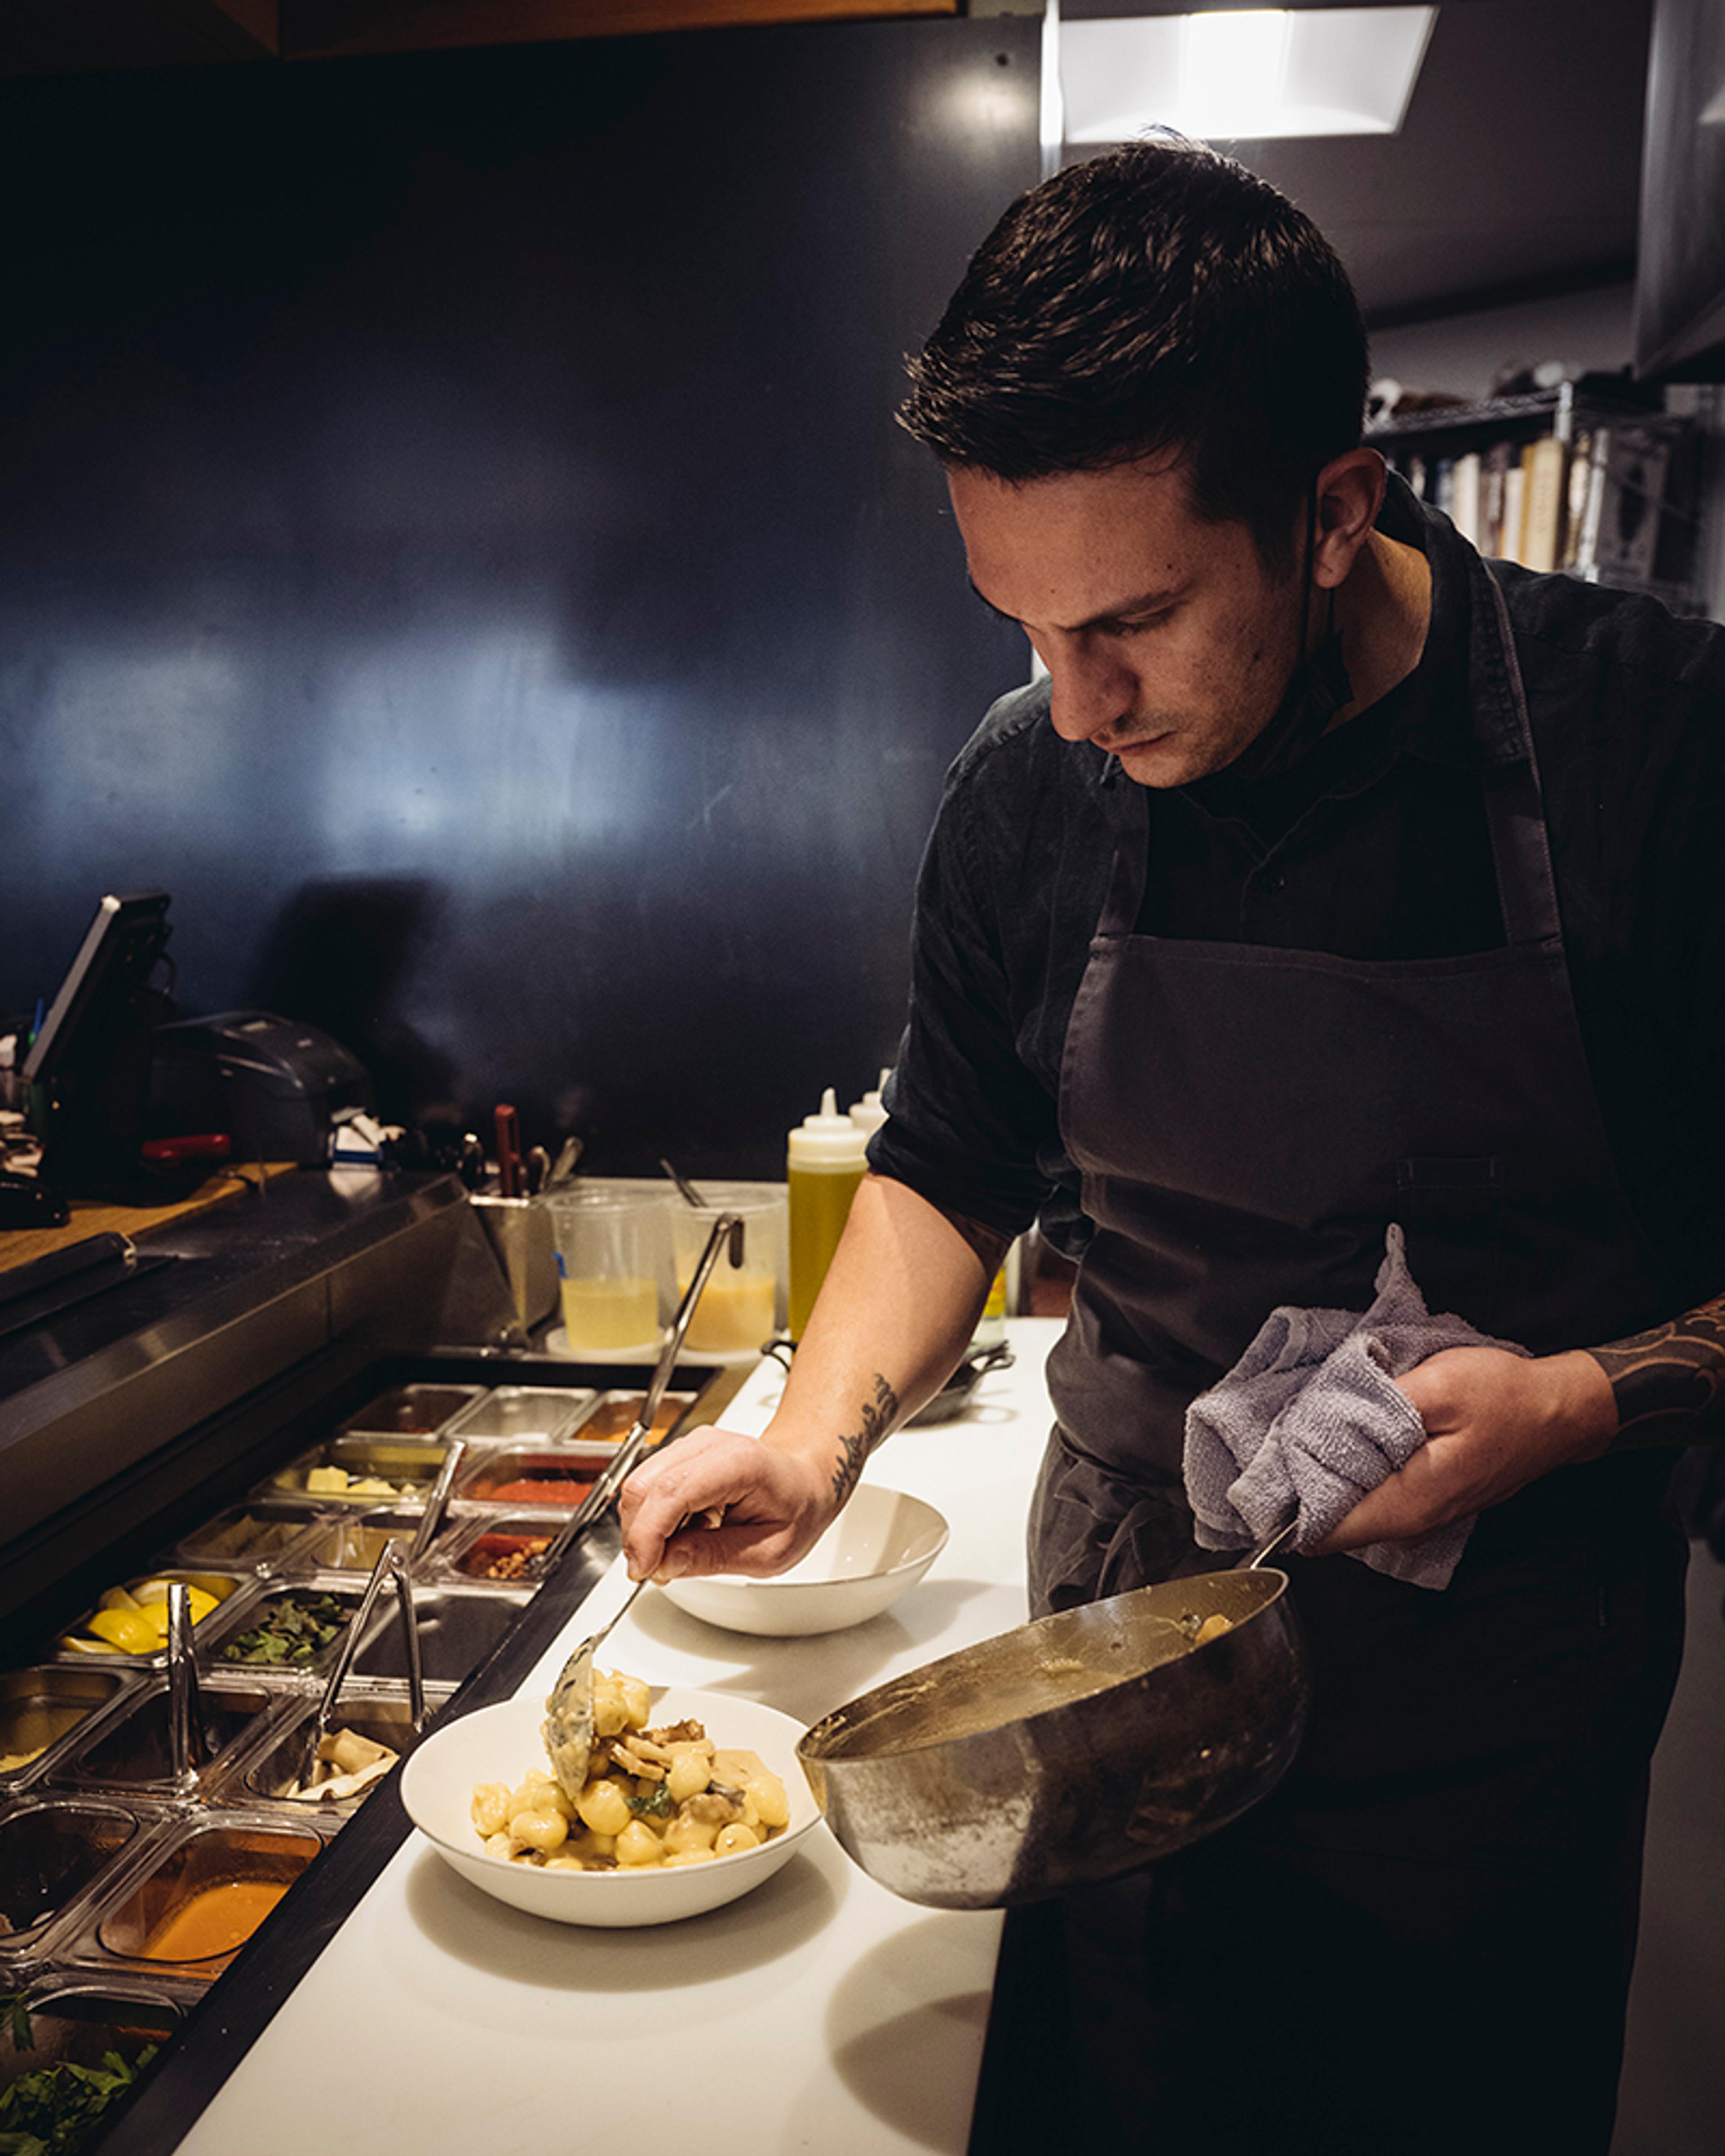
[832,1373,899,1506]
[1588,1287,1725,1449]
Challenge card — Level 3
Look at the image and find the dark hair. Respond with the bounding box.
[899,137,1369,574]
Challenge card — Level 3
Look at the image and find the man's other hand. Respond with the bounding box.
[1314,1345,1619,1553]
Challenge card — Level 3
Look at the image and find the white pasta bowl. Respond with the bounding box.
[658,1484,950,1638]
[400,1685,822,1927]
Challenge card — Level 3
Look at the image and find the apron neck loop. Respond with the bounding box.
[1229,482,1355,786]
[1477,566,1562,947]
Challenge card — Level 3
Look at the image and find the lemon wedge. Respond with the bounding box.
[130,1577,221,1616]
[86,1608,162,1655]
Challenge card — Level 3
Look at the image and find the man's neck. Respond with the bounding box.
[1324,530,1433,730]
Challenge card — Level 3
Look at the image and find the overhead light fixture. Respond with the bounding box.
[1058,7,1438,144]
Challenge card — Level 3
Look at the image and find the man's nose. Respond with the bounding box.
[1042,636,1136,745]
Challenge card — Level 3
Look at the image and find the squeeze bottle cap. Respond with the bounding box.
[849,1067,891,1136]
[789,1087,867,1167]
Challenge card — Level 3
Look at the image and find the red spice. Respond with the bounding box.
[484,1476,593,1505]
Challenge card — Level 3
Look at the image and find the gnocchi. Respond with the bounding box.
[470,1670,791,1873]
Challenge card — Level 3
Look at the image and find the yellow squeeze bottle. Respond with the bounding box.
[787,1087,867,1342]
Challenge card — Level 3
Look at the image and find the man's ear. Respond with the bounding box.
[1311,448,1386,589]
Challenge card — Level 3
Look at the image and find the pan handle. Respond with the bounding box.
[1240,1519,1297,1569]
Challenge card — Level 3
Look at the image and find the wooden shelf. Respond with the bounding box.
[0,1162,298,1274]
[0,0,957,78]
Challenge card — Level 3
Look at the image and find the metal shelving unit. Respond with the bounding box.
[1368,382,1705,611]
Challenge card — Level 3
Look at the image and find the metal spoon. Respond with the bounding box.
[541,1209,743,1798]
[541,1578,650,1798]
[408,1438,466,1566]
[290,1541,426,1794]
[164,1582,205,1793]
[658,1157,708,1207]
[535,1208,744,1577]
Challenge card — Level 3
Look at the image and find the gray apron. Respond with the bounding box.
[1022,557,1689,2154]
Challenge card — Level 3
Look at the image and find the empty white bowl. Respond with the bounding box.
[658,1483,950,1638]
[401,1686,821,1927]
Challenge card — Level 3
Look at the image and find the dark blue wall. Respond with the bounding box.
[0,21,1037,1175]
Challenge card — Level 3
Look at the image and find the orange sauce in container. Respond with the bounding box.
[140,1879,288,1963]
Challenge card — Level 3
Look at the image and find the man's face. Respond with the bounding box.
[948,454,1306,787]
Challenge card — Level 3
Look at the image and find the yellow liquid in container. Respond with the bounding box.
[787,1163,865,1341]
[677,1267,778,1355]
[973,1264,1009,1346]
[559,1277,660,1352]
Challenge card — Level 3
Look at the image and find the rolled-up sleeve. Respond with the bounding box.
[867,690,1092,1242]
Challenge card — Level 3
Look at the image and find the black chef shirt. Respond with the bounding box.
[870,477,1725,1321]
[1137,508,1505,959]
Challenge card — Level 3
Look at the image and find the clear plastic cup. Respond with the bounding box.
[546,1187,673,1356]
[667,1185,787,1359]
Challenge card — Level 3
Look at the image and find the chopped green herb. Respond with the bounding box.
[626,1782,676,1820]
[0,2042,157,2155]
[220,1593,348,1666]
[3,1996,31,2053]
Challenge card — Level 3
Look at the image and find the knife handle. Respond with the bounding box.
[494,1103,523,1197]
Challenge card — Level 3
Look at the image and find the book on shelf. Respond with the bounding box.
[1583,425,1672,584]
[1373,385,1694,601]
[1519,434,1568,573]
[1449,451,1482,548]
[1562,428,1598,573]
[1481,442,1514,557]
[1501,463,1527,566]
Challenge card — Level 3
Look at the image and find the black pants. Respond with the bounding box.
[995,1447,1689,2156]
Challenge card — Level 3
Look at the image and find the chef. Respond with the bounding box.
[621,139,1725,2152]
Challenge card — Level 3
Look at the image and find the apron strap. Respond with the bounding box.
[1477,568,1563,949]
[1097,561,1562,950]
[1097,778,1149,938]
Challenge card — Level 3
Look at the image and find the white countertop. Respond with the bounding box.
[175,1320,1063,2156]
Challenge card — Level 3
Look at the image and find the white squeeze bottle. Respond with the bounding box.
[848,1068,892,1139]
[787,1087,867,1342]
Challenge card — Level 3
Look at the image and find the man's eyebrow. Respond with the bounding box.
[967,578,1183,632]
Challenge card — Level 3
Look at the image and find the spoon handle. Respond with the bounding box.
[409,1438,466,1565]
[539,1211,744,1571]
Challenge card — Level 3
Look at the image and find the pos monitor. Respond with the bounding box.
[23,891,173,1197]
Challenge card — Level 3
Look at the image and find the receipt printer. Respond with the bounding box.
[149,1011,374,1166]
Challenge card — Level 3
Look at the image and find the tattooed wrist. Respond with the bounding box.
[1588,1292,1725,1448]
[831,1374,898,1505]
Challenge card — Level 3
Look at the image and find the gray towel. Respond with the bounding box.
[1182,1225,1529,1591]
